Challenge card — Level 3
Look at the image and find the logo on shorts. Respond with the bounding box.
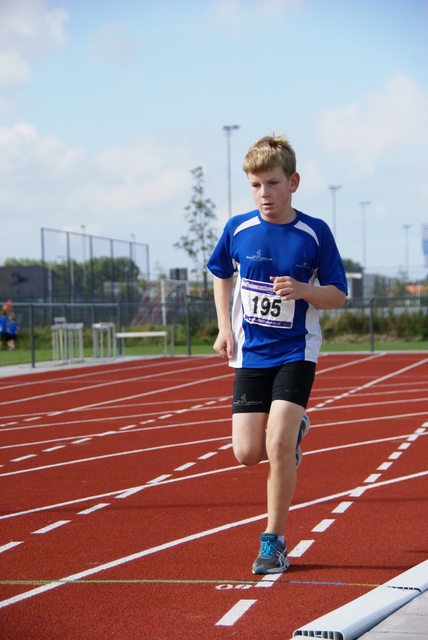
[233,394,263,406]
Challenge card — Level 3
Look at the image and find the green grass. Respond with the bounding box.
[1,339,427,368]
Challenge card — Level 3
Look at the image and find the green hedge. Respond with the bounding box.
[320,307,428,342]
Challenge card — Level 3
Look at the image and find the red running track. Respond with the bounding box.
[0,352,427,639]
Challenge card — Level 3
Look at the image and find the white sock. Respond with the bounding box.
[277,535,285,545]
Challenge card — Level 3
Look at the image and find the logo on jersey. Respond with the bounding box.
[246,249,272,262]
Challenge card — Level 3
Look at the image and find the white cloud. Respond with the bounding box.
[0,121,192,239]
[317,75,428,174]
[93,137,191,211]
[0,0,68,55]
[0,0,68,93]
[0,120,83,175]
[0,50,29,87]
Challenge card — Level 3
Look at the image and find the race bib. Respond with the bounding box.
[241,278,295,329]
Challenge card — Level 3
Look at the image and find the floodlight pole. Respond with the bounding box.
[81,225,86,290]
[360,201,370,299]
[329,185,342,240]
[403,224,412,285]
[223,125,240,218]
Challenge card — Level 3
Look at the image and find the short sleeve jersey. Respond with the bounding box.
[207,209,348,368]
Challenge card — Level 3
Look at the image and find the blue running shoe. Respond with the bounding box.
[296,414,310,468]
[252,533,290,574]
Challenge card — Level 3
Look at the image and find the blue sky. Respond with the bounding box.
[1,0,428,282]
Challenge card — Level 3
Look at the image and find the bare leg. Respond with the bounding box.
[232,412,268,466]
[265,400,305,535]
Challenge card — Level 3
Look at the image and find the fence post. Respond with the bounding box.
[187,297,191,356]
[369,298,375,352]
[29,303,35,368]
[117,303,123,355]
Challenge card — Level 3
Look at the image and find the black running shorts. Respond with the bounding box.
[232,361,316,414]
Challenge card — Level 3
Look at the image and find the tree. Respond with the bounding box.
[342,258,363,273]
[174,166,218,297]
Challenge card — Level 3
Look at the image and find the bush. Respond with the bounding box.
[320,306,428,343]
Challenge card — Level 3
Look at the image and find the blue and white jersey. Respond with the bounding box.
[207,209,348,368]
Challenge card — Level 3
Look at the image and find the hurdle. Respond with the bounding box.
[51,321,84,364]
[92,322,116,358]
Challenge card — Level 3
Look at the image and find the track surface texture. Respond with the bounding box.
[0,353,427,639]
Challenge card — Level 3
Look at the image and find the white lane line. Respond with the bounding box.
[175,462,196,472]
[0,541,23,554]
[32,521,70,534]
[219,443,233,450]
[398,442,411,450]
[364,473,381,483]
[119,425,137,431]
[147,474,171,484]
[3,468,427,524]
[1,472,427,609]
[43,446,65,452]
[78,503,110,515]
[115,487,145,499]
[332,501,353,514]
[288,540,315,558]
[312,519,335,533]
[389,451,402,460]
[0,434,231,477]
[254,573,283,588]
[11,454,37,462]
[349,487,366,497]
[215,599,257,627]
[377,462,393,471]
[198,452,217,460]
[0,361,229,409]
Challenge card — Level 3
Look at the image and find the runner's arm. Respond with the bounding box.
[212,275,234,359]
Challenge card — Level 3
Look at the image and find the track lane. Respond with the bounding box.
[0,353,427,639]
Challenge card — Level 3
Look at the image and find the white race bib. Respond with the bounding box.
[241,278,295,329]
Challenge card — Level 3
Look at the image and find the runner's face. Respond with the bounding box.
[247,167,299,224]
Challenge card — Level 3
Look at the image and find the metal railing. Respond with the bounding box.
[3,295,427,368]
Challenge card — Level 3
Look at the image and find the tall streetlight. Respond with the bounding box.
[328,185,342,240]
[81,225,86,290]
[360,201,370,299]
[223,125,240,218]
[403,224,412,284]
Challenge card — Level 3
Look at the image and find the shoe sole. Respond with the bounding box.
[252,558,291,574]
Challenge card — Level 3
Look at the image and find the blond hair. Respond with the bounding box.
[242,134,296,177]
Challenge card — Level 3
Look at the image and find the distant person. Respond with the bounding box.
[207,134,347,574]
[7,313,20,351]
[0,310,8,351]
[2,299,13,314]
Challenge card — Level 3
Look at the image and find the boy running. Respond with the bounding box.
[207,134,347,574]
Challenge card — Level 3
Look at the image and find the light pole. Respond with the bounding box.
[81,225,86,291]
[223,125,240,218]
[360,201,370,299]
[329,185,342,240]
[403,224,412,285]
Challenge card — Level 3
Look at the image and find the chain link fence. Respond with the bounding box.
[2,295,428,368]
